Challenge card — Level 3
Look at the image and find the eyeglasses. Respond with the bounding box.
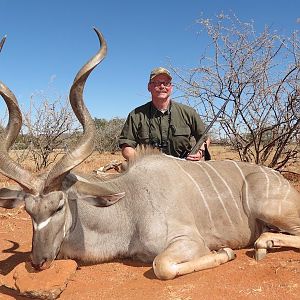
[150,81,172,87]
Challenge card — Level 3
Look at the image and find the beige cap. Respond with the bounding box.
[149,67,172,81]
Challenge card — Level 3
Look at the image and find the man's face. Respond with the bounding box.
[148,74,173,100]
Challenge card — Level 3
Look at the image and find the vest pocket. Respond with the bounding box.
[172,127,191,136]
[137,129,150,143]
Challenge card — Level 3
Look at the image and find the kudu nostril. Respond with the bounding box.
[31,258,52,271]
[31,261,44,271]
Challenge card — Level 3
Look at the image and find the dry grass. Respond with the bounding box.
[79,145,240,173]
[1,145,299,186]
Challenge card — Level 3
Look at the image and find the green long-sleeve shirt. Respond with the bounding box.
[119,101,206,157]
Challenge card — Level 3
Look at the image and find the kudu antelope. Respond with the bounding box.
[1,30,300,280]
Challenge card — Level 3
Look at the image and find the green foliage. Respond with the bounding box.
[94,117,125,153]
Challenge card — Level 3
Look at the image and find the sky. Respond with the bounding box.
[0,0,299,121]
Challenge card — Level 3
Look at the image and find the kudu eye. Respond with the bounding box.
[56,204,64,213]
[55,198,65,213]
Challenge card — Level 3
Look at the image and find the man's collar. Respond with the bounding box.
[150,101,172,115]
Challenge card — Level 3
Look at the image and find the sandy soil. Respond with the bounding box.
[0,152,300,299]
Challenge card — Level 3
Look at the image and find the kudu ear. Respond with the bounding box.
[69,177,126,207]
[79,192,125,207]
[0,187,25,208]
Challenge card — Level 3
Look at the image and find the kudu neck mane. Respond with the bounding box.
[127,146,162,167]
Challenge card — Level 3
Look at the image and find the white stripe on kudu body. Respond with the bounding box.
[197,163,235,228]
[259,166,292,216]
[231,161,251,212]
[271,170,285,216]
[174,160,215,227]
[259,166,270,200]
[272,169,292,216]
[203,162,243,222]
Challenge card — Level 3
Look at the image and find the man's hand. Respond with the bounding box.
[186,149,204,161]
[186,139,210,161]
[121,145,137,161]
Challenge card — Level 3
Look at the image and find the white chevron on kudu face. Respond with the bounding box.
[33,217,52,231]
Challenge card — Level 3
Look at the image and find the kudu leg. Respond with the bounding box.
[153,240,236,280]
[255,232,300,260]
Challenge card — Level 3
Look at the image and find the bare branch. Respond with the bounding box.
[174,13,300,170]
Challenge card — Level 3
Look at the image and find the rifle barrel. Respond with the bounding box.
[0,36,7,53]
[189,98,230,155]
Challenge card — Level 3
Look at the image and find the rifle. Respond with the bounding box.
[0,35,6,53]
[180,98,230,158]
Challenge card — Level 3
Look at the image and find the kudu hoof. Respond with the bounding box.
[254,248,267,261]
[218,248,236,261]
